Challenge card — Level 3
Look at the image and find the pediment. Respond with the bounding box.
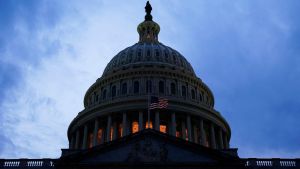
[61,130,237,165]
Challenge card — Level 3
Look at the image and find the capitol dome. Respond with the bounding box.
[67,1,231,151]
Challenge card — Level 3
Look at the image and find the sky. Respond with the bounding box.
[0,0,300,159]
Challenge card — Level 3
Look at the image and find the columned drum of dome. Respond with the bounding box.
[67,1,231,150]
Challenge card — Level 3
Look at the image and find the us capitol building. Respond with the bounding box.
[1,2,299,169]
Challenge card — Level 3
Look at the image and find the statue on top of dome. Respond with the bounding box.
[145,1,153,21]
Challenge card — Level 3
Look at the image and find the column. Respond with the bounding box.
[224,133,229,149]
[186,115,192,141]
[113,122,117,140]
[210,123,217,149]
[93,119,99,146]
[155,111,160,131]
[218,128,224,149]
[193,126,198,143]
[171,112,176,136]
[75,130,80,149]
[82,125,88,149]
[181,121,186,140]
[70,135,75,149]
[106,115,112,142]
[139,111,143,131]
[122,112,127,136]
[200,119,206,146]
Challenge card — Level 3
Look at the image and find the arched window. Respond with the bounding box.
[121,83,127,95]
[134,81,139,94]
[181,86,186,98]
[102,89,107,100]
[171,83,176,95]
[146,80,152,93]
[164,50,169,62]
[111,86,116,97]
[191,89,195,99]
[159,81,164,94]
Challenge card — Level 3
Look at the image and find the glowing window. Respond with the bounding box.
[185,129,188,141]
[160,125,167,133]
[110,127,113,141]
[145,121,153,129]
[118,124,123,137]
[132,121,139,133]
[97,129,103,144]
[176,131,181,138]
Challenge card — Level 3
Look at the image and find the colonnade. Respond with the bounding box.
[69,111,229,150]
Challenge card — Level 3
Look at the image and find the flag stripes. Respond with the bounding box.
[149,96,168,109]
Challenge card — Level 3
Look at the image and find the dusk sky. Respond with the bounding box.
[1,0,300,158]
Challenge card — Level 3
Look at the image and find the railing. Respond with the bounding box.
[0,159,56,169]
[244,158,300,168]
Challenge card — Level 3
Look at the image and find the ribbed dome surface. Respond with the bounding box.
[102,42,195,76]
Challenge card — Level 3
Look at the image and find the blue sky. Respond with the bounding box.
[0,0,300,158]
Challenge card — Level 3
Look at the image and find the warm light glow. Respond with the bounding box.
[145,121,153,129]
[97,129,103,144]
[110,127,113,141]
[119,124,123,137]
[88,133,93,148]
[160,125,167,133]
[176,131,181,137]
[132,121,139,133]
[185,129,188,141]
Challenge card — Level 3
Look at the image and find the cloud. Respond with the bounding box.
[1,0,300,159]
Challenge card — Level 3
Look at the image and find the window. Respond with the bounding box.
[102,89,107,99]
[182,86,186,98]
[134,81,139,94]
[146,80,152,93]
[97,128,103,144]
[94,92,97,102]
[121,83,127,95]
[155,49,159,57]
[159,81,164,94]
[165,50,169,60]
[145,121,153,129]
[191,89,195,99]
[111,86,116,97]
[171,83,176,95]
[132,121,139,133]
[147,50,150,56]
[160,125,167,133]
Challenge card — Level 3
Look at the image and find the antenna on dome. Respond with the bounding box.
[145,1,153,21]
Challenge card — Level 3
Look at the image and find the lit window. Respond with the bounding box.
[160,125,167,133]
[132,121,139,133]
[110,127,113,141]
[97,129,103,144]
[185,129,188,141]
[145,121,153,129]
[118,124,123,137]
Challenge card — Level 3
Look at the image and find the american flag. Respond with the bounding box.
[149,96,168,109]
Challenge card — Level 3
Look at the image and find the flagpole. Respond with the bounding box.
[147,79,150,129]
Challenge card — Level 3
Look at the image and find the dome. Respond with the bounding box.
[67,1,231,151]
[102,42,196,77]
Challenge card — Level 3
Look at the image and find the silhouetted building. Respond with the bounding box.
[1,2,299,169]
